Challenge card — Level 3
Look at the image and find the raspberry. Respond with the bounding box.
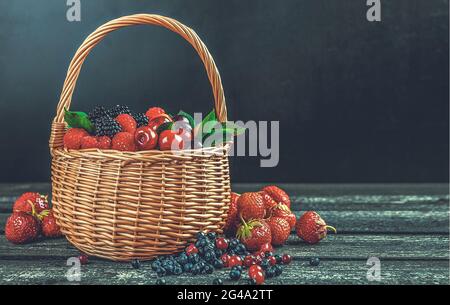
[115,114,137,133]
[112,132,137,151]
[80,136,98,149]
[97,136,111,149]
[63,128,89,149]
[145,107,165,120]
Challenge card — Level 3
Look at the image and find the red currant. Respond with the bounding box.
[221,253,231,267]
[78,253,89,265]
[268,256,277,266]
[215,237,229,250]
[259,242,274,254]
[243,255,255,268]
[248,265,265,285]
[185,244,198,256]
[228,255,243,267]
[282,254,292,264]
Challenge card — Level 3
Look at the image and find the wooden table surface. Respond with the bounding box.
[0,183,448,285]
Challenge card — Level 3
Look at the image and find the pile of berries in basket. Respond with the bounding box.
[4,186,335,285]
[63,105,244,151]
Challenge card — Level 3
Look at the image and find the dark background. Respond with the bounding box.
[0,0,448,183]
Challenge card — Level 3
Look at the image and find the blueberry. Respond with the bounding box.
[265,251,274,257]
[274,265,283,276]
[196,232,207,240]
[266,267,275,278]
[207,232,217,240]
[215,249,224,257]
[310,257,320,266]
[183,263,193,273]
[189,253,200,264]
[156,278,166,285]
[151,260,161,271]
[212,278,223,285]
[173,266,183,275]
[235,244,247,255]
[204,251,215,263]
[130,259,141,269]
[156,267,166,277]
[274,255,283,264]
[247,278,257,285]
[177,253,188,265]
[229,269,241,280]
[229,238,239,249]
[205,264,214,274]
[213,259,224,269]
[260,258,270,270]
[195,239,207,248]
[231,265,243,272]
[227,249,236,256]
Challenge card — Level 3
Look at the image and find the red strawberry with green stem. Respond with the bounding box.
[42,210,62,238]
[261,185,291,209]
[236,218,271,251]
[266,216,291,246]
[296,211,336,244]
[13,192,49,216]
[271,204,297,229]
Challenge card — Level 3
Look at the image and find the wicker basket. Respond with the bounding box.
[49,14,231,261]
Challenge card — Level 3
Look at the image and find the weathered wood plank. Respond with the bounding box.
[0,234,447,260]
[0,258,447,285]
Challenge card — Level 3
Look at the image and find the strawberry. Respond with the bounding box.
[237,192,265,222]
[97,136,111,149]
[223,192,240,236]
[266,216,291,246]
[261,185,291,209]
[112,132,137,151]
[260,191,278,211]
[115,114,137,133]
[13,192,49,215]
[145,107,166,121]
[41,211,62,238]
[80,136,112,149]
[5,212,41,244]
[63,128,89,149]
[271,205,297,229]
[236,219,272,251]
[296,211,336,244]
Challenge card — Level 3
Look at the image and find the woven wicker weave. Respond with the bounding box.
[49,14,231,261]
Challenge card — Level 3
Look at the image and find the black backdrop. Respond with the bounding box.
[0,0,448,183]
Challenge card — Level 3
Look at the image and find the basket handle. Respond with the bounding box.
[50,14,227,149]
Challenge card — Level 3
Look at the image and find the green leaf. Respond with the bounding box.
[221,122,246,136]
[194,109,218,139]
[177,110,195,128]
[156,121,173,134]
[64,108,94,133]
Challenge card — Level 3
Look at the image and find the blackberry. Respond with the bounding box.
[131,259,141,269]
[106,105,131,118]
[88,106,107,121]
[132,112,149,127]
[94,116,122,137]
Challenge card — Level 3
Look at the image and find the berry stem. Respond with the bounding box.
[326,225,337,234]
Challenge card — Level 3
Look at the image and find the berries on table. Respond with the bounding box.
[212,278,223,285]
[135,126,158,150]
[78,253,89,265]
[296,211,336,244]
[259,242,274,254]
[248,265,265,285]
[228,255,243,267]
[115,114,137,134]
[41,211,62,238]
[247,278,257,285]
[274,254,282,264]
[13,192,49,215]
[237,219,272,252]
[112,132,137,152]
[266,216,291,246]
[272,206,297,229]
[156,278,166,285]
[185,244,199,256]
[94,116,122,137]
[131,259,141,269]
[268,256,277,266]
[237,192,266,221]
[261,185,291,209]
[274,264,283,276]
[310,257,320,266]
[158,130,184,151]
[5,212,41,244]
[281,254,292,265]
[63,128,89,149]
[229,267,241,280]
[243,255,255,268]
[223,192,240,237]
[220,253,231,267]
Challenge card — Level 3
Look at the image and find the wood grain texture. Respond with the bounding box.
[0,259,448,285]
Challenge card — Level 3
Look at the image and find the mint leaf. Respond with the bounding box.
[64,108,94,133]
[177,110,195,128]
